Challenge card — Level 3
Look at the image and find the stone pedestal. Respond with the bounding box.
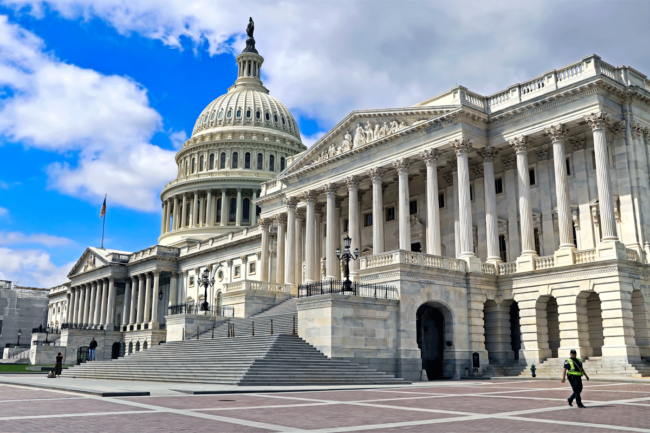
[164,314,223,342]
[596,241,628,261]
[554,248,576,267]
[462,256,483,273]
[516,254,536,272]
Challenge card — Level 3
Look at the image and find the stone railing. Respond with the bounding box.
[129,245,180,262]
[481,263,496,275]
[360,250,465,272]
[223,280,291,294]
[498,262,517,275]
[574,249,596,264]
[534,255,555,270]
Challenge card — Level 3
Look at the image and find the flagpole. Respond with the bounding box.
[101,194,106,249]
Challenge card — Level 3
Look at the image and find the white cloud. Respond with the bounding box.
[301,131,325,148]
[0,247,73,287]
[0,206,7,218]
[170,129,188,149]
[0,231,74,247]
[0,15,176,211]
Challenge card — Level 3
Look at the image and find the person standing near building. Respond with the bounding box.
[89,338,98,361]
[54,352,64,378]
[561,349,589,408]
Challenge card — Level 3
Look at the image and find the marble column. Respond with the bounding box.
[129,276,138,326]
[275,214,287,284]
[191,191,199,228]
[236,188,243,226]
[181,193,188,228]
[421,150,441,255]
[393,159,411,250]
[346,176,360,279]
[144,272,153,323]
[82,284,91,326]
[545,123,575,250]
[478,147,502,262]
[251,190,258,225]
[105,278,115,327]
[314,203,323,279]
[220,189,227,226]
[67,289,76,323]
[94,280,103,327]
[75,287,83,324]
[295,209,305,285]
[136,275,145,325]
[89,281,98,326]
[285,197,298,286]
[304,190,317,282]
[101,277,109,326]
[172,196,179,231]
[151,271,160,326]
[367,168,385,254]
[451,139,476,259]
[160,201,167,235]
[324,183,337,279]
[122,278,131,327]
[206,189,213,227]
[585,112,618,242]
[260,218,272,281]
[169,272,178,307]
[166,199,172,232]
[335,197,343,279]
[509,136,536,256]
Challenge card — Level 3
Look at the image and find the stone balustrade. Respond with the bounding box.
[223,280,291,294]
[498,262,517,275]
[534,255,555,270]
[360,250,465,272]
[481,263,496,275]
[575,249,596,264]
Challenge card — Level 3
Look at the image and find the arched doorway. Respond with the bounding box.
[143,341,148,351]
[586,292,604,356]
[509,301,521,360]
[217,292,223,315]
[536,296,560,358]
[111,342,120,359]
[632,290,650,355]
[128,342,133,354]
[416,303,446,379]
[483,300,521,362]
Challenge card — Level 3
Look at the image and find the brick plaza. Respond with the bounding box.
[1,379,650,432]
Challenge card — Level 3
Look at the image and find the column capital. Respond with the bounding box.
[442,172,453,187]
[345,175,359,190]
[314,203,324,216]
[508,135,530,153]
[534,145,550,161]
[236,187,243,193]
[256,251,262,259]
[275,213,288,225]
[501,154,516,170]
[449,138,473,155]
[335,197,344,208]
[152,270,161,277]
[584,111,610,131]
[607,120,626,139]
[170,271,179,278]
[240,255,248,263]
[477,146,500,163]
[303,189,317,203]
[392,158,410,174]
[420,148,441,166]
[366,167,383,183]
[447,158,458,172]
[296,208,306,220]
[570,133,587,151]
[322,183,337,196]
[259,217,273,230]
[544,123,569,142]
[471,164,484,178]
[284,196,299,209]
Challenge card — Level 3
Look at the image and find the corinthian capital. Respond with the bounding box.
[544,123,569,142]
[303,190,317,203]
[420,148,441,166]
[508,136,530,153]
[345,175,359,190]
[477,146,500,163]
[366,167,383,183]
[284,196,299,209]
[392,158,410,174]
[275,213,287,225]
[322,183,337,196]
[449,138,473,155]
[584,112,610,131]
[259,218,273,229]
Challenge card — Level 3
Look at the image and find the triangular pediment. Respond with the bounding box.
[67,247,110,278]
[281,106,461,178]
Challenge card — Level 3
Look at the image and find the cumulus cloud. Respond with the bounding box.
[301,131,325,148]
[170,129,188,149]
[5,0,650,130]
[0,15,176,211]
[0,247,73,287]
[0,231,74,246]
[0,206,7,217]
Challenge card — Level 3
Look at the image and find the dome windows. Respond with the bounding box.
[274,114,278,123]
[200,155,204,171]
[245,152,251,169]
[218,110,224,120]
[246,109,251,118]
[220,152,226,169]
[191,158,196,173]
[236,109,242,118]
[257,153,263,170]
[232,152,239,169]
[210,111,216,121]
[227,109,232,119]
[281,116,285,125]
[209,154,215,170]
[265,112,270,121]
[269,154,275,171]
[256,111,261,119]
[280,157,285,171]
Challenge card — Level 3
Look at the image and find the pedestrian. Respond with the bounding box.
[89,338,98,361]
[561,349,590,408]
[55,352,64,378]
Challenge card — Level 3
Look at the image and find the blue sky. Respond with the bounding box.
[0,1,648,287]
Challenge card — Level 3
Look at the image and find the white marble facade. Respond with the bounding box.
[50,52,650,378]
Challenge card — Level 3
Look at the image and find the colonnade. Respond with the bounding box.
[161,188,259,235]
[66,278,116,329]
[258,113,619,283]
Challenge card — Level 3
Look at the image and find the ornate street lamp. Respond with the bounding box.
[335,235,359,292]
[199,265,221,312]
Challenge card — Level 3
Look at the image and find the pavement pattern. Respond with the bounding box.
[1,379,650,432]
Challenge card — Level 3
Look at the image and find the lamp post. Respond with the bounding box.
[199,265,220,312]
[335,235,359,292]
[17,329,21,346]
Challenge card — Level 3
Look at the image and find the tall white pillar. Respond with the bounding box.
[546,123,575,251]
[82,284,91,326]
[206,189,213,227]
[122,278,131,327]
[129,276,138,325]
[100,278,108,325]
[191,191,199,228]
[169,272,178,307]
[89,281,98,326]
[451,139,476,258]
[136,275,145,325]
[314,204,323,279]
[275,214,287,284]
[509,136,536,256]
[393,159,411,250]
[181,193,188,228]
[367,168,385,254]
[172,196,179,231]
[346,176,360,279]
[161,201,168,235]
[251,189,258,226]
[478,147,502,262]
[324,183,337,278]
[260,218,272,281]
[105,278,115,327]
[144,272,152,323]
[304,190,317,282]
[585,112,618,242]
[236,188,243,226]
[220,189,227,226]
[421,150,441,255]
[285,197,298,286]
[75,287,84,324]
[334,197,343,279]
[295,209,304,285]
[67,289,76,323]
[151,271,160,326]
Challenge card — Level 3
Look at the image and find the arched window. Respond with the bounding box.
[191,158,196,173]
[229,197,237,222]
[232,152,239,169]
[220,152,226,169]
[257,153,263,170]
[243,198,250,223]
[217,292,222,311]
[185,161,189,176]
[218,110,223,119]
[210,111,215,121]
[281,116,285,125]
[209,154,214,170]
[186,205,191,226]
[280,157,285,171]
[236,109,242,118]
[265,112,270,121]
[216,198,222,223]
[246,109,251,118]
[200,155,204,171]
[269,155,275,171]
[274,114,278,122]
[227,109,232,119]
[256,111,261,119]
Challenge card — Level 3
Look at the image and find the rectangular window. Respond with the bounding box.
[386,207,396,222]
[495,177,504,194]
[364,213,373,227]
[499,235,507,262]
[566,156,572,176]
[438,193,445,208]
[249,262,256,275]
[344,219,349,232]
[529,168,536,186]
[409,200,418,215]
[189,276,195,287]
[534,228,541,255]
[234,266,241,278]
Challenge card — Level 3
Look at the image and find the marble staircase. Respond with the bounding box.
[518,356,650,378]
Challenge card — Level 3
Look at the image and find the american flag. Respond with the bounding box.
[100,196,107,218]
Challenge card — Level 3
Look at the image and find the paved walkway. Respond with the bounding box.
[1,378,649,432]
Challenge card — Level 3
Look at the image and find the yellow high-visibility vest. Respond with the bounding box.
[566,358,583,376]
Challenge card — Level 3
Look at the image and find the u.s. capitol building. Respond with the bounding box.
[43,30,650,381]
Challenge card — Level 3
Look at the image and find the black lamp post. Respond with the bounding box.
[17,329,21,346]
[199,267,217,312]
[335,235,359,292]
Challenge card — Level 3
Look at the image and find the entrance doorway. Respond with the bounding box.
[411,242,422,252]
[111,342,120,359]
[76,346,89,365]
[417,304,445,379]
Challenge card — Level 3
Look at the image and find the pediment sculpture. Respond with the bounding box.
[83,254,95,272]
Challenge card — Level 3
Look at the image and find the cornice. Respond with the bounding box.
[175,139,304,163]
[180,233,262,261]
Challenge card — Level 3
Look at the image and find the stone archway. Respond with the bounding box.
[585,292,604,357]
[416,302,453,379]
[632,290,650,356]
[483,299,521,363]
[536,295,560,358]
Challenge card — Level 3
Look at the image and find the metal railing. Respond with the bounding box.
[4,343,30,349]
[168,303,234,317]
[298,280,398,300]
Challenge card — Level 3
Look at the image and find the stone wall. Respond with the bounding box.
[0,286,49,353]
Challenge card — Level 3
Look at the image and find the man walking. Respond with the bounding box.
[89,338,98,361]
[561,349,589,408]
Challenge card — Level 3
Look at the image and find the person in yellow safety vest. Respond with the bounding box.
[561,349,590,408]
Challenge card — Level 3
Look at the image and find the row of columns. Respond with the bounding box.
[66,278,116,329]
[161,188,259,235]
[119,271,169,330]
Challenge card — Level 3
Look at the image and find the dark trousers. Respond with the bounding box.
[568,375,583,405]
